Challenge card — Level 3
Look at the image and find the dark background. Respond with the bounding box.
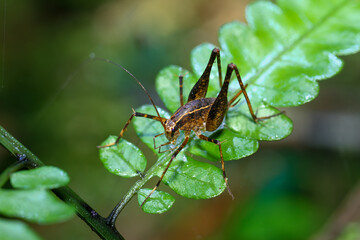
[1,0,360,239]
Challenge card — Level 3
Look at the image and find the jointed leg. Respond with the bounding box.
[230,64,284,122]
[226,64,258,122]
[179,75,184,107]
[97,111,167,148]
[228,83,248,108]
[153,133,164,149]
[197,134,234,199]
[153,133,177,153]
[215,50,222,88]
[135,112,167,122]
[141,136,190,207]
[155,141,174,153]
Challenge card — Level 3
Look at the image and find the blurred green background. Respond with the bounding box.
[1,0,360,239]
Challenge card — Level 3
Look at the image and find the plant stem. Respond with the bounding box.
[106,151,173,227]
[0,125,125,240]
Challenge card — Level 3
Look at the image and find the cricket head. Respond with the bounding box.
[164,119,180,143]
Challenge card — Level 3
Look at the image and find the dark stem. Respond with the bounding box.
[0,125,125,240]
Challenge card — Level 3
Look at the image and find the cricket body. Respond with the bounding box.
[99,48,282,207]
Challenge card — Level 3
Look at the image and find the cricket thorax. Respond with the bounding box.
[169,98,216,133]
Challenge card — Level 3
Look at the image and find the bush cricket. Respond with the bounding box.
[98,48,283,207]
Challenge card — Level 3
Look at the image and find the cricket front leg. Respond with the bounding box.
[97,111,167,148]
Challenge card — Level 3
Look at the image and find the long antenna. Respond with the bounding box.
[91,56,166,129]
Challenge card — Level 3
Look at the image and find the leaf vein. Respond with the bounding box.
[247,0,352,86]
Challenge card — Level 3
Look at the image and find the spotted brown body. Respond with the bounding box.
[165,98,215,136]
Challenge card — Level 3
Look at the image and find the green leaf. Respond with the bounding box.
[0,218,41,240]
[10,166,70,189]
[0,189,75,224]
[138,188,175,214]
[158,153,226,199]
[99,136,147,177]
[133,105,171,154]
[218,0,359,107]
[189,128,259,161]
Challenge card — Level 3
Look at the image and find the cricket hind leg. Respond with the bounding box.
[97,111,167,148]
[179,75,184,106]
[141,136,190,207]
[197,134,234,199]
[228,84,248,108]
[229,64,285,122]
[205,63,234,132]
[187,48,223,102]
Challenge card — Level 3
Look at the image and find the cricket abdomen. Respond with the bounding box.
[170,98,215,132]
